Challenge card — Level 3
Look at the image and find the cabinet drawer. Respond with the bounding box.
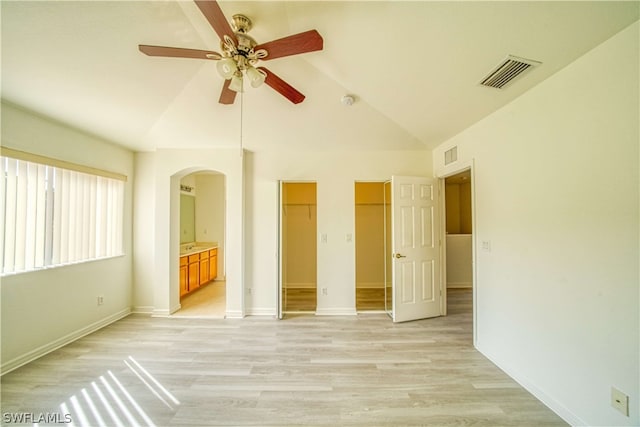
[200,251,209,260]
[209,248,217,256]
[188,254,200,263]
[180,256,188,267]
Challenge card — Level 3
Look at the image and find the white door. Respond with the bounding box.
[391,176,441,322]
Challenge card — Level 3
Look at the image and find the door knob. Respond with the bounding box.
[394,253,406,259]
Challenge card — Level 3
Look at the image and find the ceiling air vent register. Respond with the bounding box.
[480,55,541,89]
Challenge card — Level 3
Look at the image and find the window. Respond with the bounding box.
[1,149,125,275]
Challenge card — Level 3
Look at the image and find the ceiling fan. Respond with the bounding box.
[138,0,323,105]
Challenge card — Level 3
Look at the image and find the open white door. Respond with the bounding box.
[391,176,441,322]
[276,180,284,319]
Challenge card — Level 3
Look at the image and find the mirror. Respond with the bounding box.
[180,194,195,244]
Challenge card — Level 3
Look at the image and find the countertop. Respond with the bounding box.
[180,243,218,257]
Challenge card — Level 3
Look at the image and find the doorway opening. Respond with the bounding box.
[443,169,474,325]
[355,182,386,311]
[175,171,226,318]
[281,182,317,314]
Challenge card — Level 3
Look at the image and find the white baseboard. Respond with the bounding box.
[225,310,245,319]
[315,308,357,316]
[284,282,316,289]
[151,308,171,317]
[356,282,385,289]
[132,305,154,315]
[1,308,131,376]
[447,282,473,288]
[476,341,585,426]
[245,308,276,316]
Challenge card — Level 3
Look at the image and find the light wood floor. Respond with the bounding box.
[0,289,566,426]
[285,288,387,312]
[175,280,226,318]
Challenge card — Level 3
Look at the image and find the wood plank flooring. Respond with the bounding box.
[0,289,567,426]
[176,281,226,318]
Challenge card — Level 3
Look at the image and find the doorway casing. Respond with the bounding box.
[150,148,245,319]
[436,159,477,345]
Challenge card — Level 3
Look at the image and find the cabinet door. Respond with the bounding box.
[180,264,188,296]
[188,260,199,291]
[200,257,209,286]
[209,249,218,281]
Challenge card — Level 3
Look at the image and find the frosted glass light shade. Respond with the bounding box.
[217,58,237,79]
[246,66,266,88]
[229,74,243,92]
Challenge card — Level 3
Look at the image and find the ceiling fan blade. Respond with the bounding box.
[255,30,323,61]
[257,67,305,104]
[138,45,221,60]
[218,78,237,105]
[194,0,237,44]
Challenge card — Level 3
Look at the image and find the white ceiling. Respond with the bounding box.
[2,1,638,152]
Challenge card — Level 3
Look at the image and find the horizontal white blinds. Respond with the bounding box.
[1,155,124,275]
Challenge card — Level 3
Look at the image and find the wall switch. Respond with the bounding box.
[321,288,328,295]
[97,296,104,306]
[482,240,491,252]
[611,387,629,416]
[346,233,353,242]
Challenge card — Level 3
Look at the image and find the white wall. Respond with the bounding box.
[132,148,243,318]
[195,173,225,278]
[1,102,134,373]
[244,149,431,315]
[433,22,639,426]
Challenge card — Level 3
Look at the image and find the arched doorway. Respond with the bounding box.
[173,170,226,317]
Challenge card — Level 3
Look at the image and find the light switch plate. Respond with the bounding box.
[611,387,629,416]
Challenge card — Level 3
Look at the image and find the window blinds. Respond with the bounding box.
[1,155,124,275]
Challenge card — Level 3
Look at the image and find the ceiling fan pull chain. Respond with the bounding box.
[239,90,244,156]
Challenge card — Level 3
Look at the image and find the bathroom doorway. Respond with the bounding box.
[175,171,226,318]
[280,182,317,314]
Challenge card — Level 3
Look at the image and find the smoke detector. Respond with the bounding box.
[341,95,355,106]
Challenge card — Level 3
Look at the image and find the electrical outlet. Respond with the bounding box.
[611,387,629,416]
[97,296,104,306]
[321,288,328,295]
[247,288,252,295]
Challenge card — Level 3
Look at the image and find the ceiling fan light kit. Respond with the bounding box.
[138,1,323,104]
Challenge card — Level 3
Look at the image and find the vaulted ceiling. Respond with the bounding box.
[2,1,638,152]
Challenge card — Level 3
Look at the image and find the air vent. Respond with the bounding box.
[444,146,458,165]
[480,55,541,89]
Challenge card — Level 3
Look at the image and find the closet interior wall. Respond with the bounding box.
[282,183,317,312]
[355,182,386,311]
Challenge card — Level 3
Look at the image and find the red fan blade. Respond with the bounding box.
[194,0,237,44]
[257,67,305,104]
[138,45,221,60]
[255,30,323,61]
[219,78,237,105]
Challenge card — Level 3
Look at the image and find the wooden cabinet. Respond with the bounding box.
[209,248,217,281]
[180,247,218,298]
[199,251,209,286]
[188,254,200,292]
[179,256,188,297]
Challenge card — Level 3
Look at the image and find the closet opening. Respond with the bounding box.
[281,182,317,314]
[355,181,386,311]
[444,169,473,316]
